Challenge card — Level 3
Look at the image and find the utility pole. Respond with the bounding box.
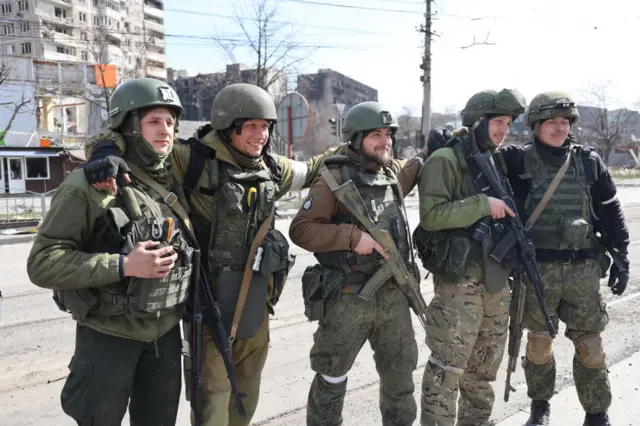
[419,0,432,148]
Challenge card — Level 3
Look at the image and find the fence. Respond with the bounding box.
[0,188,56,227]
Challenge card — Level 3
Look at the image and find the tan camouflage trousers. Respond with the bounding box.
[420,274,510,426]
[307,283,419,426]
[190,309,269,426]
[522,258,611,414]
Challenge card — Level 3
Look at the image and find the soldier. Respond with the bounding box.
[289,101,430,426]
[414,89,527,426]
[82,83,344,426]
[498,92,630,426]
[27,78,194,426]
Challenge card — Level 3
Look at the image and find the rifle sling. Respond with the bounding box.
[523,153,571,231]
[230,204,276,343]
[127,163,195,238]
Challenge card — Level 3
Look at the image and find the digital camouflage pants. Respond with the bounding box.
[61,323,182,426]
[307,282,419,426]
[421,274,510,426]
[522,258,611,414]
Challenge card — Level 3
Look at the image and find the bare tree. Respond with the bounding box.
[396,106,421,150]
[0,59,33,143]
[460,32,496,49]
[213,0,314,101]
[580,82,635,164]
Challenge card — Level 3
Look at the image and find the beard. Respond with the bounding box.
[361,146,391,166]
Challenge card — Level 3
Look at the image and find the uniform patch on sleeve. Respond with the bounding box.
[425,161,444,192]
[303,197,313,210]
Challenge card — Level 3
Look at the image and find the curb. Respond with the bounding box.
[0,234,36,246]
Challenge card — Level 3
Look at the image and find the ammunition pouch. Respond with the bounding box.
[489,228,521,271]
[413,226,473,283]
[260,229,296,314]
[52,289,99,321]
[301,264,345,322]
[560,218,591,249]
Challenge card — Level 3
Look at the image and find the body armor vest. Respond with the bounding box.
[190,154,292,340]
[55,175,194,320]
[521,143,594,251]
[413,136,513,283]
[315,156,411,283]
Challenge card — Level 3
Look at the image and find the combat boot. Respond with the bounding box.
[523,400,550,426]
[583,412,611,426]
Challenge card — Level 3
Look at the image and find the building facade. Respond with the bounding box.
[0,0,166,79]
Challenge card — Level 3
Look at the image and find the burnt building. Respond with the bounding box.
[296,68,378,111]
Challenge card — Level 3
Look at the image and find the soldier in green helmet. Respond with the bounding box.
[495,91,629,426]
[289,101,432,425]
[27,77,195,425]
[82,82,345,426]
[413,89,526,426]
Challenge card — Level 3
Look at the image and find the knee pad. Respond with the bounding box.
[526,332,553,365]
[321,374,347,384]
[572,332,606,369]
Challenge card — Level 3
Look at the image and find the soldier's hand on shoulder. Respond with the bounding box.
[123,241,178,278]
[487,196,515,219]
[354,233,388,259]
[84,155,131,195]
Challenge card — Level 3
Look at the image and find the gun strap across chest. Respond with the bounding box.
[523,153,571,232]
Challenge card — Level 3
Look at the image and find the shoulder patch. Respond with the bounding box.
[303,197,313,210]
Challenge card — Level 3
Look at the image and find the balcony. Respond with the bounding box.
[145,50,165,64]
[144,20,164,35]
[97,5,122,22]
[148,36,165,48]
[143,4,163,21]
[146,66,166,80]
[39,13,75,27]
[43,49,78,62]
[45,0,73,8]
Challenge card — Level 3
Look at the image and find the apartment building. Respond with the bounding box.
[0,0,167,79]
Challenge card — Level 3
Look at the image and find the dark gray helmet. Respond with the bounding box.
[210,83,278,130]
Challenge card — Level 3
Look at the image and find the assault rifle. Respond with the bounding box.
[461,141,557,402]
[320,168,429,333]
[190,250,247,424]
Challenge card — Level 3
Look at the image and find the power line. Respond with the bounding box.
[281,0,421,14]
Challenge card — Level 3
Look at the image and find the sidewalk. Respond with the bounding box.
[497,350,640,426]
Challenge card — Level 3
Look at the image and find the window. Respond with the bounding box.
[80,31,88,41]
[56,46,64,53]
[79,12,86,22]
[21,42,31,54]
[54,7,67,18]
[19,21,29,32]
[5,44,15,54]
[17,0,28,11]
[26,158,49,179]
[3,23,14,34]
[81,51,88,60]
[0,3,12,14]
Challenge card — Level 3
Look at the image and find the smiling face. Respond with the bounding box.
[139,107,176,155]
[487,115,513,147]
[538,116,571,147]
[360,127,393,165]
[229,119,270,158]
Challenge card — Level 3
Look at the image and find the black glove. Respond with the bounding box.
[427,127,453,153]
[83,143,130,184]
[608,256,629,296]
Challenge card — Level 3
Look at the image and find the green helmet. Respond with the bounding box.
[460,88,527,127]
[341,101,398,144]
[524,91,580,127]
[108,77,183,131]
[210,83,278,130]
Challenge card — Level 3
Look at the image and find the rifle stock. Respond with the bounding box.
[331,179,429,332]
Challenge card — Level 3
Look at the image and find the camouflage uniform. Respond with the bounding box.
[414,89,527,426]
[84,83,343,426]
[27,78,192,426]
[289,102,428,425]
[499,92,630,426]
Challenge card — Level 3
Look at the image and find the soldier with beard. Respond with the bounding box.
[289,101,430,426]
